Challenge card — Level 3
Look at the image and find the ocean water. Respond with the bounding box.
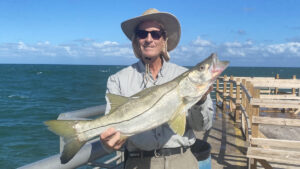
[0,64,299,168]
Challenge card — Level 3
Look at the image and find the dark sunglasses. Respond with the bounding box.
[135,30,165,40]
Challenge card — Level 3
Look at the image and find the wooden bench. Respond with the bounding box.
[247,116,300,168]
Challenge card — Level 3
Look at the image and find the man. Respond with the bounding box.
[100,8,214,169]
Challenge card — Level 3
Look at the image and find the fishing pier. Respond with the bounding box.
[206,74,300,169]
[19,74,300,169]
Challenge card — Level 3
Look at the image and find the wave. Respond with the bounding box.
[8,94,30,99]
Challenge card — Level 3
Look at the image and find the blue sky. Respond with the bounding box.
[0,0,300,67]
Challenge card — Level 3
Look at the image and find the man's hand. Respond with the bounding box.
[197,85,213,105]
[100,128,126,150]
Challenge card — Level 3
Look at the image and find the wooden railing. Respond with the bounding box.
[216,74,300,168]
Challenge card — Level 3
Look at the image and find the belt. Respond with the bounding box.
[128,147,190,158]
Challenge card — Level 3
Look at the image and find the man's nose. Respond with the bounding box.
[145,32,153,42]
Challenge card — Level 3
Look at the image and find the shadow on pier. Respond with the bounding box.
[195,106,248,169]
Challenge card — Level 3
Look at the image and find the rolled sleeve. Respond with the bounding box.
[187,94,214,131]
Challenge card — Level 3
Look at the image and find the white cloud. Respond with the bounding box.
[266,42,300,56]
[92,41,119,48]
[0,39,134,64]
[192,37,212,46]
[224,42,243,47]
[17,42,38,51]
[172,38,300,66]
[1,38,300,66]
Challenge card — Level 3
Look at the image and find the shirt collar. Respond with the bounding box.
[136,57,169,78]
[137,59,146,73]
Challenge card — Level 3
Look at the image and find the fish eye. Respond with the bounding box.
[199,66,204,70]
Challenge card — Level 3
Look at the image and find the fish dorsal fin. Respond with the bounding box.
[168,105,186,136]
[107,93,130,113]
[132,85,159,97]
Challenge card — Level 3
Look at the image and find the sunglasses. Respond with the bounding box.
[135,30,165,40]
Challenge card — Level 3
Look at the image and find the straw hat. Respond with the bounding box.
[121,8,181,53]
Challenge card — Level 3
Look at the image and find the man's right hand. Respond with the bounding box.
[100,128,126,150]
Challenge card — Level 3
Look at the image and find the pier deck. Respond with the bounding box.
[195,107,248,169]
[212,75,300,169]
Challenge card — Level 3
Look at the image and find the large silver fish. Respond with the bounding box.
[45,53,229,164]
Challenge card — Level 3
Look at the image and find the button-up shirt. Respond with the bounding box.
[105,59,214,152]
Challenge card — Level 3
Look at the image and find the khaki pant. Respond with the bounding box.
[125,149,198,169]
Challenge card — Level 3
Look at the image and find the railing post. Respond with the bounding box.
[292,75,296,95]
[250,88,260,169]
[241,79,246,137]
[229,76,234,114]
[248,82,253,128]
[245,81,252,140]
[275,74,279,94]
[252,88,260,138]
[223,75,228,113]
[235,78,241,122]
[216,78,220,103]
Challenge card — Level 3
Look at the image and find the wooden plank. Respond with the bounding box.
[223,75,228,113]
[256,159,273,169]
[250,98,300,108]
[216,79,220,103]
[251,98,300,105]
[234,77,300,84]
[293,75,297,95]
[232,77,275,81]
[240,104,251,137]
[250,103,300,109]
[252,88,260,138]
[235,78,241,122]
[247,82,253,130]
[275,74,279,94]
[242,79,246,108]
[253,81,300,88]
[229,76,300,88]
[252,116,300,127]
[260,90,271,94]
[260,95,300,100]
[247,147,300,165]
[240,83,252,101]
[249,159,257,169]
[250,138,300,148]
[229,76,234,113]
[216,89,223,94]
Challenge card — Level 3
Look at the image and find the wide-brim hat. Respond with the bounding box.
[121,8,181,52]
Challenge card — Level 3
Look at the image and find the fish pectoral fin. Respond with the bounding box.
[106,93,130,113]
[168,110,186,137]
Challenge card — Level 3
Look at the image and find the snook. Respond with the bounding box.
[45,53,229,164]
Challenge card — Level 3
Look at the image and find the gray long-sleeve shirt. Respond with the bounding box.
[105,60,214,152]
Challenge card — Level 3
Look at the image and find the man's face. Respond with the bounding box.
[137,21,165,63]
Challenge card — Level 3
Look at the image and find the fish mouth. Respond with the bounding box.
[210,54,229,82]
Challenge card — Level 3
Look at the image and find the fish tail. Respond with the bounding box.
[44,120,86,164]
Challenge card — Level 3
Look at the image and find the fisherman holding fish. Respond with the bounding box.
[101,8,214,169]
[45,8,228,167]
